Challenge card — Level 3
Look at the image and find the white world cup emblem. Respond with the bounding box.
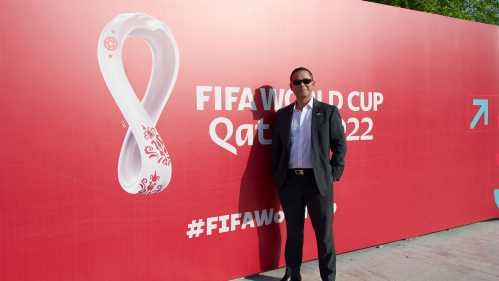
[97,13,179,194]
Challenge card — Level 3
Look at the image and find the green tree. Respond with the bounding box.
[364,0,499,26]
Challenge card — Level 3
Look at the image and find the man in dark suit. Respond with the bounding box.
[271,67,347,281]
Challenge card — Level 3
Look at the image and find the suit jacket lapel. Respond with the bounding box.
[282,102,294,152]
[312,98,323,149]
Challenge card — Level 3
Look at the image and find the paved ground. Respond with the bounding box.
[231,219,499,281]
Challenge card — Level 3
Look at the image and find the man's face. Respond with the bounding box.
[290,70,315,100]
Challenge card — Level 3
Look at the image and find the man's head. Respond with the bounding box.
[290,67,313,82]
[290,67,315,102]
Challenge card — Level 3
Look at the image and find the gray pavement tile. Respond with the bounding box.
[302,260,320,271]
[472,251,499,261]
[449,250,486,260]
[349,251,403,270]
[471,245,499,254]
[362,272,392,281]
[300,266,322,281]
[457,275,494,281]
[389,250,415,256]
[385,248,410,255]
[424,244,456,251]
[361,251,401,269]
[341,269,390,281]
[446,241,482,252]
[230,220,499,281]
[463,270,499,281]
[468,233,499,241]
[395,252,444,266]
[449,250,499,267]
[399,264,467,281]
[469,236,499,245]
[483,258,499,267]
[451,255,498,268]
[439,261,475,274]
[337,268,369,279]
[434,251,460,258]
[460,262,499,277]
[301,261,319,274]
[446,236,466,241]
[336,270,363,281]
[477,245,499,254]
[367,256,432,280]
[410,244,434,251]
[301,277,321,281]
[404,247,468,266]
[462,237,481,243]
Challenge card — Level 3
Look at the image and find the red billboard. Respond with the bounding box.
[1,0,498,280]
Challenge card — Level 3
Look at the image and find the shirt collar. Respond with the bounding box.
[293,98,314,111]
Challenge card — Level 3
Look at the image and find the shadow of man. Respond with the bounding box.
[238,85,282,272]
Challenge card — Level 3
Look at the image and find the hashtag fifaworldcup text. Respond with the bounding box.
[187,205,336,238]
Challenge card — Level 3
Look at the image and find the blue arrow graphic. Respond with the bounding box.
[470,99,488,129]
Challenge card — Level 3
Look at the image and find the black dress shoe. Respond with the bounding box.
[280,273,302,281]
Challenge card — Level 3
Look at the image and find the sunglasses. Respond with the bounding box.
[292,79,313,85]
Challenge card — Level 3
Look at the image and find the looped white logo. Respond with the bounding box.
[97,13,179,194]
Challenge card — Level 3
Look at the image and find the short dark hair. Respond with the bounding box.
[290,67,313,82]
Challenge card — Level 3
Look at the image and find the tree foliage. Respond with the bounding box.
[364,0,499,26]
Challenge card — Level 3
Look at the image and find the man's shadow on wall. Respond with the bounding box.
[238,85,282,272]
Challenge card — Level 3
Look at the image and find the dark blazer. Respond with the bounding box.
[271,98,347,196]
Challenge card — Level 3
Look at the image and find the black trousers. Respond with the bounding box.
[277,171,336,281]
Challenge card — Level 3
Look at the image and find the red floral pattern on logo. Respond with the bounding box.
[138,171,162,195]
[142,125,171,166]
